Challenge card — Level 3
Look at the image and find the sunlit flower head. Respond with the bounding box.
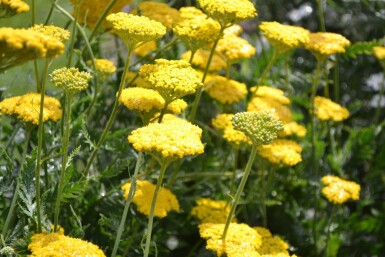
[0,93,62,125]
[132,2,181,29]
[191,198,235,224]
[305,32,350,60]
[212,113,252,147]
[50,67,92,95]
[321,175,360,204]
[179,6,207,19]
[314,96,349,122]
[224,24,243,36]
[247,96,293,124]
[258,139,302,166]
[138,59,202,102]
[28,232,106,257]
[373,46,385,60]
[106,12,166,49]
[199,223,262,257]
[250,86,290,105]
[216,34,256,62]
[87,58,116,82]
[205,76,247,104]
[181,50,227,71]
[0,0,29,18]
[119,87,165,113]
[167,99,188,114]
[29,24,70,43]
[134,41,157,57]
[279,121,307,138]
[254,227,290,256]
[121,180,179,218]
[198,0,257,27]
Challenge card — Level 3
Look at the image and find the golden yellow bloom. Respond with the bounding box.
[139,59,202,102]
[191,198,234,224]
[321,175,360,204]
[134,41,157,57]
[87,58,116,82]
[0,93,62,125]
[132,2,181,29]
[305,32,350,60]
[166,99,188,114]
[205,76,247,104]
[224,24,243,36]
[0,28,64,72]
[121,180,179,218]
[70,0,132,29]
[50,67,92,95]
[198,0,257,27]
[212,113,233,131]
[373,46,385,60]
[119,87,165,113]
[216,34,256,62]
[279,121,307,138]
[314,96,349,122]
[254,227,290,256]
[0,0,29,17]
[199,223,262,257]
[250,86,290,105]
[106,12,166,49]
[29,24,70,43]
[247,97,293,124]
[258,139,302,166]
[181,50,227,71]
[212,113,252,147]
[259,22,310,52]
[128,118,204,160]
[179,6,206,19]
[28,232,106,257]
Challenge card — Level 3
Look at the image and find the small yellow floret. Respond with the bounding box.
[121,180,180,218]
[258,139,302,166]
[29,24,70,43]
[373,46,385,60]
[305,32,350,60]
[216,34,256,62]
[167,99,188,114]
[134,41,157,57]
[247,97,293,124]
[181,50,227,71]
[87,58,116,82]
[205,76,247,104]
[279,121,307,138]
[250,86,290,105]
[212,113,252,147]
[191,198,234,224]
[50,67,92,94]
[321,175,360,204]
[254,227,290,256]
[0,0,29,18]
[132,2,181,29]
[314,96,349,122]
[119,87,165,112]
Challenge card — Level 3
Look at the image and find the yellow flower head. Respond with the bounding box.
[279,121,307,138]
[199,223,262,257]
[29,232,105,257]
[138,59,202,102]
[212,113,233,131]
[321,175,361,204]
[224,24,243,36]
[205,75,247,104]
[167,99,188,114]
[247,96,293,124]
[250,86,290,105]
[70,0,132,29]
[119,87,165,113]
[121,180,179,218]
[305,32,350,60]
[0,93,62,125]
[50,67,92,95]
[191,198,235,224]
[181,50,227,71]
[128,118,204,161]
[87,58,116,82]
[106,12,166,49]
[373,46,385,60]
[198,0,257,27]
[258,139,302,166]
[0,0,29,17]
[179,6,207,19]
[314,96,349,122]
[216,34,256,62]
[0,28,64,72]
[134,41,157,57]
[29,24,70,43]
[232,111,284,146]
[212,113,252,147]
[259,22,310,52]
[132,2,181,29]
[254,227,290,256]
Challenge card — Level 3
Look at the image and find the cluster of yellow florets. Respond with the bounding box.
[134,41,157,57]
[212,113,252,147]
[250,86,290,105]
[258,139,303,166]
[28,232,106,257]
[0,93,62,125]
[119,87,165,113]
[182,50,227,71]
[305,32,351,60]
[132,2,181,29]
[199,223,262,257]
[0,0,29,18]
[205,75,247,104]
[248,96,293,124]
[280,121,307,138]
[106,13,167,49]
[166,99,188,114]
[373,46,385,60]
[121,180,180,218]
[50,67,92,95]
[191,198,234,224]
[314,96,349,122]
[87,58,116,82]
[224,24,243,35]
[29,24,70,43]
[216,33,256,62]
[254,227,292,257]
[321,175,361,204]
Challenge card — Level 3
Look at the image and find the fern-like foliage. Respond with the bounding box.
[343,40,380,59]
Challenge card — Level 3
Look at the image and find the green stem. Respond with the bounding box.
[54,93,72,232]
[325,205,338,257]
[333,56,340,102]
[67,0,80,68]
[257,48,278,86]
[260,165,267,227]
[374,71,385,125]
[222,145,258,240]
[83,49,133,176]
[229,147,239,195]
[189,50,196,64]
[5,123,20,149]
[34,60,40,93]
[31,0,35,24]
[143,160,170,257]
[111,152,144,257]
[44,0,58,25]
[317,0,326,32]
[88,0,118,43]
[284,54,291,95]
[226,61,232,79]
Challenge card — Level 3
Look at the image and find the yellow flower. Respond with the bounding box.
[50,67,92,95]
[132,2,181,29]
[191,198,235,224]
[373,46,385,60]
[259,22,310,52]
[166,99,188,114]
[205,75,247,104]
[0,93,62,125]
[250,86,290,105]
[134,41,157,57]
[254,227,290,256]
[28,232,106,257]
[179,6,207,19]
[0,0,29,17]
[224,24,243,36]
[199,223,262,257]
[258,139,302,166]
[321,175,360,204]
[87,58,116,82]
[305,32,350,60]
[212,113,234,131]
[216,34,256,62]
[212,113,252,147]
[121,180,179,218]
[29,24,70,43]
[106,13,166,49]
[314,96,349,122]
[279,121,307,138]
[198,0,257,27]
[138,59,202,102]
[128,118,204,161]
[119,87,165,113]
[0,28,64,72]
[247,97,293,124]
[70,0,132,29]
[181,50,227,71]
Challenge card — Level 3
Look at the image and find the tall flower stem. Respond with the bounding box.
[143,159,171,257]
[54,93,72,232]
[324,205,338,257]
[111,152,144,257]
[88,0,117,42]
[222,145,258,240]
[257,48,278,86]
[317,0,326,32]
[84,49,133,176]
[35,59,50,233]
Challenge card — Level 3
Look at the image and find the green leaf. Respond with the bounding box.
[342,40,380,59]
